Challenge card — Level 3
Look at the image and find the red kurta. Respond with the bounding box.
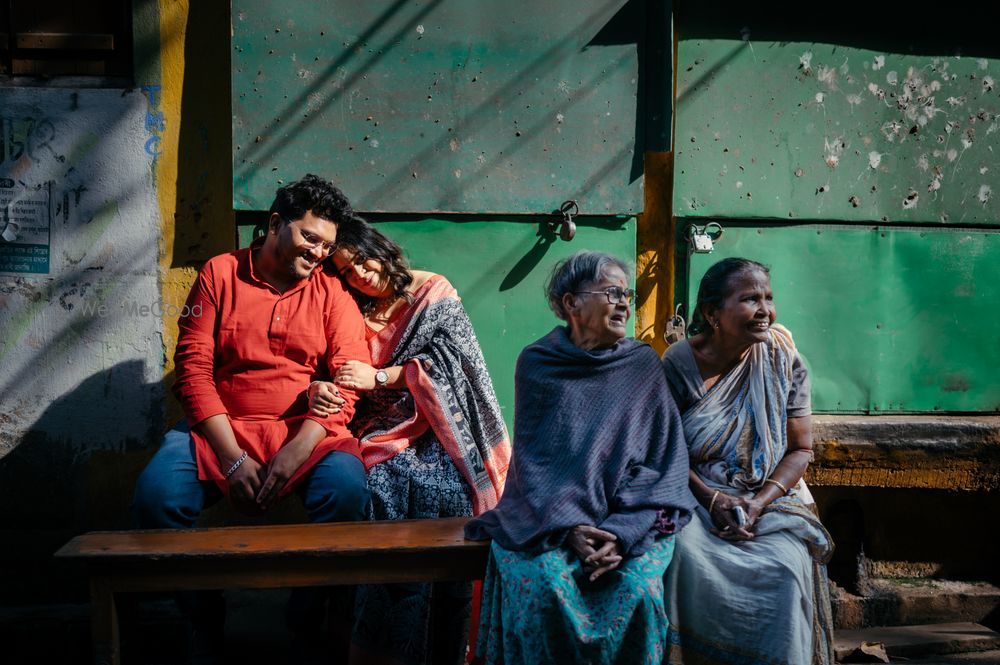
[172,239,371,495]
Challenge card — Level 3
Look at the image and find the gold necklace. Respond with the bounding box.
[371,294,400,318]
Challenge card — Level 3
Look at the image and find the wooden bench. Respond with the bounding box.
[54,516,490,665]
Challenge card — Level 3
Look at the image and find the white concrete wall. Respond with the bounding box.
[0,86,163,457]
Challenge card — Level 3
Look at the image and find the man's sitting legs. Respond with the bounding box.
[133,423,221,530]
[300,450,369,524]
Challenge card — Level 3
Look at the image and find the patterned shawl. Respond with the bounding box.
[682,324,833,547]
[465,326,696,557]
[350,274,510,516]
[683,323,797,491]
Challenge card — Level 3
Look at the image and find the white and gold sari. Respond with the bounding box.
[665,325,834,665]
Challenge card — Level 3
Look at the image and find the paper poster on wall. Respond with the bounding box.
[0,179,51,274]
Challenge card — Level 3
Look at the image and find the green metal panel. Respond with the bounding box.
[232,1,650,215]
[682,223,1000,413]
[239,216,637,427]
[674,9,1000,224]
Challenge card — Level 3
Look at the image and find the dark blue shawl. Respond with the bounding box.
[465,326,696,557]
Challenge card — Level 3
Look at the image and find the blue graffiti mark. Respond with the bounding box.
[144,136,162,157]
[141,85,165,164]
[141,85,161,107]
[144,111,166,134]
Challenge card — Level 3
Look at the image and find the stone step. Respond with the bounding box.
[833,578,1000,630]
[834,623,1000,662]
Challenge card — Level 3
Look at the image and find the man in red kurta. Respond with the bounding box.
[133,174,371,656]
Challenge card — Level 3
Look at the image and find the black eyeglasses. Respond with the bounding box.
[574,286,635,305]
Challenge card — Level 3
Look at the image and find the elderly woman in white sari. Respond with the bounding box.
[661,257,834,665]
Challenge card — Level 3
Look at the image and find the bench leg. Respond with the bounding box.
[90,576,120,665]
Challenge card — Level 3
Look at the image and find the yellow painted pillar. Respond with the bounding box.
[636,11,678,355]
[635,151,675,355]
[156,0,188,364]
[156,0,235,424]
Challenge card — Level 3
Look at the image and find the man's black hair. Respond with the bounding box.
[269,174,354,225]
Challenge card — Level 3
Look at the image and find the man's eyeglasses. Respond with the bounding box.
[574,286,635,305]
[293,225,337,254]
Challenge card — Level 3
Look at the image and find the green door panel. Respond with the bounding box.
[674,7,1000,225]
[232,1,647,215]
[682,223,1000,413]
[239,216,637,427]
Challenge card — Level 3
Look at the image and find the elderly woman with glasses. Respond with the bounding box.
[465,250,697,665]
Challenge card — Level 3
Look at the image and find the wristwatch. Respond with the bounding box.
[374,369,389,387]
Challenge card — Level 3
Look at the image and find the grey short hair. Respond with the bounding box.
[545,251,631,320]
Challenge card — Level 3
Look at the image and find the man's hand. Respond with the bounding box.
[567,525,623,582]
[334,360,377,391]
[227,455,264,515]
[309,381,345,417]
[255,439,313,510]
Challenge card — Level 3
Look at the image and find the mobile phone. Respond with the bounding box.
[733,506,748,527]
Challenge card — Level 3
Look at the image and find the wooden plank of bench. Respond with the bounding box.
[55,517,489,665]
[56,517,489,589]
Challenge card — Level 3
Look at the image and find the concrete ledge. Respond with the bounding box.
[808,415,1000,490]
[833,580,1000,630]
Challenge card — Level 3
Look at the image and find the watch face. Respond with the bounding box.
[375,370,389,385]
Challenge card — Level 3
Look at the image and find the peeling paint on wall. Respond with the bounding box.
[676,34,1000,223]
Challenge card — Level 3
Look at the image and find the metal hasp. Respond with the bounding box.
[544,200,578,241]
[683,222,723,253]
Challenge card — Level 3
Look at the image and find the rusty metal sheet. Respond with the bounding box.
[232,1,649,214]
[681,223,1000,413]
[674,7,1000,225]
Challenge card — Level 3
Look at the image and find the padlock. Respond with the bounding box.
[663,304,686,346]
[691,230,714,253]
[684,222,724,254]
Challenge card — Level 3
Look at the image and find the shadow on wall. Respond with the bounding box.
[0,361,166,605]
[0,355,308,605]
[171,0,235,267]
[678,1,1000,57]
[229,0,654,215]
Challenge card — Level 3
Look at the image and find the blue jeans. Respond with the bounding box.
[133,423,369,528]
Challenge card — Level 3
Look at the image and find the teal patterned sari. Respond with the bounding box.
[478,537,676,665]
